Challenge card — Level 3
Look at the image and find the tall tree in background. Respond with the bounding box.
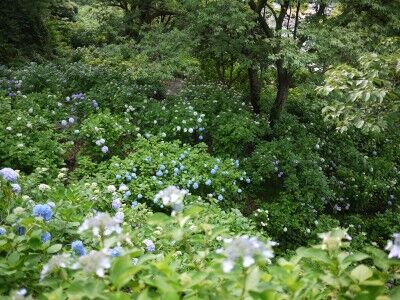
[247,0,331,126]
[96,0,179,38]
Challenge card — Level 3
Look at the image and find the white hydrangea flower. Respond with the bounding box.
[78,250,111,277]
[78,212,121,237]
[38,184,50,191]
[107,185,116,193]
[386,233,400,259]
[153,186,187,213]
[41,254,72,280]
[220,236,276,273]
[318,228,352,251]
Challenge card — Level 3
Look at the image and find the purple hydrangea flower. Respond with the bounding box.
[0,167,18,182]
[11,183,21,193]
[143,239,155,252]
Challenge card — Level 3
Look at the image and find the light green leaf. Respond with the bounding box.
[350,265,373,282]
[47,244,63,254]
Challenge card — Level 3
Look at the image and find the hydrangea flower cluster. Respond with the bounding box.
[318,228,352,251]
[41,232,51,243]
[78,250,111,277]
[153,186,187,213]
[386,233,400,259]
[95,138,109,153]
[40,254,72,280]
[78,212,121,236]
[0,167,21,194]
[107,247,121,257]
[143,239,155,252]
[33,204,53,221]
[218,236,276,273]
[0,167,19,182]
[0,227,6,235]
[71,240,86,256]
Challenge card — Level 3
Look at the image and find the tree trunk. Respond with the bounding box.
[139,0,152,25]
[270,60,290,127]
[248,67,261,114]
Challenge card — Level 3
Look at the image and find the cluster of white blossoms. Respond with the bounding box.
[40,254,72,280]
[218,236,277,273]
[78,212,122,236]
[77,250,111,277]
[153,186,188,214]
[318,228,352,251]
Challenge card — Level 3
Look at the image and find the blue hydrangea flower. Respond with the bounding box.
[0,227,6,235]
[11,183,21,194]
[131,201,139,208]
[159,164,166,170]
[205,179,212,186]
[33,204,53,221]
[124,191,131,199]
[107,248,121,257]
[199,135,203,140]
[237,188,242,193]
[71,240,85,256]
[210,168,217,175]
[156,170,163,177]
[17,226,25,236]
[143,239,155,252]
[41,232,51,243]
[218,195,224,201]
[193,182,199,189]
[92,100,99,109]
[115,174,121,180]
[0,167,18,182]
[101,146,109,153]
[137,194,143,199]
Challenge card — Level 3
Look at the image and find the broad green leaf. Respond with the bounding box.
[351,265,373,282]
[47,244,63,254]
[148,212,170,225]
[110,255,140,289]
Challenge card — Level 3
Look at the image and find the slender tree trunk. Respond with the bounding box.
[248,67,261,114]
[270,59,290,126]
[139,0,152,25]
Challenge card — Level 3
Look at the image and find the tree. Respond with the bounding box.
[247,0,331,125]
[317,38,400,133]
[189,1,257,86]
[96,0,179,37]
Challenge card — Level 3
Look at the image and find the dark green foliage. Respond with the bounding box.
[0,0,51,63]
